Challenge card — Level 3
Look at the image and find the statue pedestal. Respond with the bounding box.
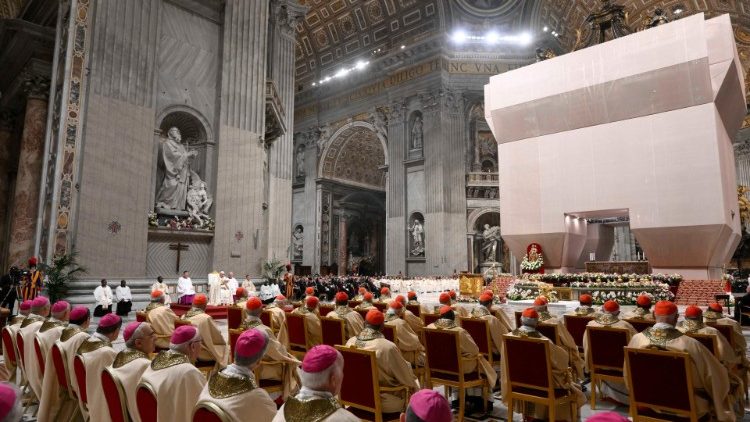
[479,262,504,278]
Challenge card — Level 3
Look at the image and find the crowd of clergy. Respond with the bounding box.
[0,279,745,421]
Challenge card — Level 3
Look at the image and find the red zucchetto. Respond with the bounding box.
[654,300,678,316]
[366,309,385,325]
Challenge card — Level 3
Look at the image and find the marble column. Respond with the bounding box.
[0,110,16,269]
[338,214,348,276]
[7,75,49,266]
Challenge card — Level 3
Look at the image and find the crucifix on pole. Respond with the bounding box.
[169,242,189,274]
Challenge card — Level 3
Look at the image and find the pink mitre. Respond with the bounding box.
[98,313,121,328]
[409,389,452,422]
[171,325,198,345]
[69,306,88,321]
[0,383,17,421]
[302,345,339,373]
[51,300,70,313]
[31,296,49,308]
[19,301,32,311]
[123,321,142,342]
[235,328,267,358]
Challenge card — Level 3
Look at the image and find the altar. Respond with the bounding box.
[585,261,649,274]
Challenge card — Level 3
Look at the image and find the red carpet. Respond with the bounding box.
[170,304,228,319]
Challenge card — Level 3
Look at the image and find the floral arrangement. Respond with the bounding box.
[506,281,559,302]
[148,212,215,231]
[524,272,682,286]
[581,287,674,305]
[520,254,544,271]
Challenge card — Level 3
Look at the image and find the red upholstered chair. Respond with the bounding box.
[624,319,656,333]
[1,328,16,369]
[349,300,362,308]
[15,332,25,372]
[227,306,243,330]
[169,303,191,317]
[685,332,719,359]
[563,315,594,352]
[102,367,129,422]
[136,311,147,322]
[503,335,579,422]
[406,304,421,318]
[136,381,158,422]
[421,313,440,327]
[373,302,387,312]
[537,323,560,345]
[423,328,489,422]
[459,317,496,367]
[624,347,697,421]
[514,311,522,329]
[33,337,45,376]
[286,313,309,356]
[192,402,230,422]
[73,355,88,412]
[381,324,396,346]
[320,317,346,346]
[319,305,335,317]
[228,328,244,363]
[50,344,69,392]
[174,319,193,330]
[586,326,631,409]
[260,310,272,328]
[356,309,370,320]
[335,345,407,422]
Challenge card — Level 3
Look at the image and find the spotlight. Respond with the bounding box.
[672,5,684,14]
[451,29,467,44]
[312,82,316,86]
[335,68,349,78]
[355,60,368,70]
[400,45,405,49]
[543,26,549,32]
[518,32,532,46]
[485,31,500,45]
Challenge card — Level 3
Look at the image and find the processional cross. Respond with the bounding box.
[168,242,189,273]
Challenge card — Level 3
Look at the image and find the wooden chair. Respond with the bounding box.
[537,323,560,345]
[563,315,594,352]
[625,319,656,333]
[349,300,362,308]
[136,311,148,322]
[320,317,346,346]
[685,332,719,359]
[192,401,230,422]
[422,313,440,327]
[586,326,631,409]
[260,310,272,329]
[319,304,335,317]
[228,328,243,363]
[227,306,243,330]
[15,332,25,375]
[335,345,407,422]
[101,367,129,422]
[73,355,88,414]
[624,347,698,421]
[423,328,489,422]
[286,313,310,357]
[373,302,387,312]
[136,381,158,422]
[254,361,285,396]
[33,337,45,376]
[514,311,522,329]
[356,309,370,320]
[406,304,421,317]
[503,335,579,422]
[459,317,497,367]
[705,323,734,348]
[381,324,397,347]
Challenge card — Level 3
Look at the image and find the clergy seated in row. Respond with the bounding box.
[266,294,291,347]
[234,287,249,313]
[35,302,75,422]
[438,291,468,318]
[704,302,749,369]
[566,294,599,317]
[108,321,156,422]
[145,289,177,349]
[427,306,498,390]
[384,300,425,366]
[345,309,420,413]
[471,291,509,358]
[151,276,172,305]
[379,287,392,302]
[533,296,585,381]
[626,301,741,421]
[393,295,424,335]
[354,293,375,311]
[196,329,278,422]
[404,389,453,422]
[1,300,31,379]
[292,295,323,346]
[406,291,429,315]
[622,294,654,320]
[242,297,300,400]
[52,307,91,422]
[581,300,637,405]
[19,296,50,400]
[502,308,585,420]
[182,293,228,366]
[273,345,360,422]
[76,313,122,421]
[327,292,364,338]
[479,290,514,333]
[353,286,368,301]
[140,325,207,422]
[0,383,23,422]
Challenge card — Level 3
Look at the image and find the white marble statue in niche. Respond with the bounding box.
[410,115,423,150]
[292,226,304,259]
[296,146,305,178]
[408,217,424,256]
[480,224,502,263]
[186,177,213,226]
[155,127,198,211]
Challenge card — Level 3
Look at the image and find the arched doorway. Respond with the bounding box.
[467,208,508,273]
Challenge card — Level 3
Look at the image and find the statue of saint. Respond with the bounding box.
[186,178,213,227]
[480,224,502,263]
[408,218,424,256]
[410,115,423,150]
[528,244,540,262]
[296,147,305,178]
[155,127,197,211]
[292,226,303,259]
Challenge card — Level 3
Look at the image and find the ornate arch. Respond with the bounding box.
[155,105,214,144]
[467,207,500,233]
[318,121,388,190]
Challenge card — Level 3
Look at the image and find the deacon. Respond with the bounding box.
[581,300,636,405]
[242,297,301,400]
[76,313,121,422]
[2,300,31,379]
[532,296,584,380]
[355,292,375,311]
[93,279,114,316]
[568,294,598,316]
[196,329,277,421]
[327,292,364,338]
[115,280,133,316]
[502,308,585,419]
[150,276,171,304]
[384,300,424,366]
[345,309,419,413]
[108,322,155,422]
[438,291,468,318]
[273,345,359,422]
[622,294,654,320]
[292,295,323,346]
[627,301,737,421]
[139,325,207,422]
[19,296,50,399]
[470,291,508,356]
[266,294,290,347]
[21,257,43,301]
[182,293,228,365]
[145,289,177,349]
[35,301,70,422]
[51,306,91,421]
[177,270,195,305]
[678,305,738,369]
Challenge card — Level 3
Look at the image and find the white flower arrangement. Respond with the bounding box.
[520,254,544,271]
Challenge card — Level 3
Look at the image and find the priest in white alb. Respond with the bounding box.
[177,270,195,305]
[93,279,114,316]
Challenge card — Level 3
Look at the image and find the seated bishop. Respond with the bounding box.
[196,329,277,422]
[107,322,155,422]
[438,291,468,318]
[265,294,290,347]
[76,314,122,422]
[565,294,599,317]
[384,300,425,366]
[502,308,585,420]
[144,290,177,350]
[622,294,654,320]
[353,286,368,301]
[703,302,748,368]
[470,292,508,358]
[379,287,392,302]
[327,292,364,338]
[35,301,69,419]
[404,389,453,422]
[627,301,739,421]
[532,296,585,380]
[19,296,50,400]
[37,306,89,422]
[478,290,514,333]
[139,325,207,422]
[354,292,375,311]
[242,297,300,400]
[678,305,741,374]
[400,293,425,334]
[182,293,229,366]
[272,345,360,422]
[292,295,323,347]
[2,300,31,380]
[345,309,419,413]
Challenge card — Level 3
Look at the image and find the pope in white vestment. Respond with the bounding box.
[107,321,156,422]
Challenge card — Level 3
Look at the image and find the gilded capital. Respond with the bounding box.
[22,74,51,100]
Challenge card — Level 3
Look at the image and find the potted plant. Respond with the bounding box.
[40,251,86,303]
